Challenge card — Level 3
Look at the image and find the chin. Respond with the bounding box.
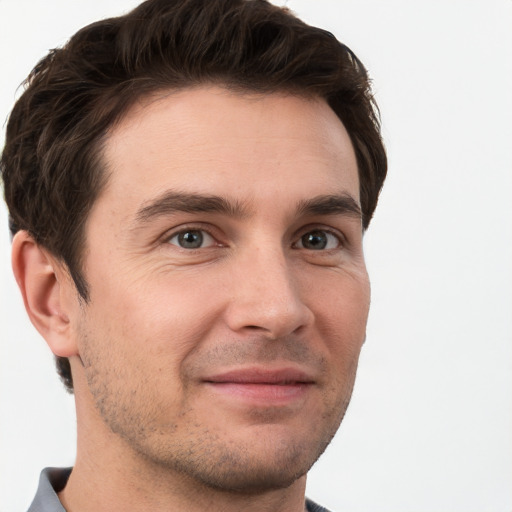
[155,427,334,495]
[186,452,312,494]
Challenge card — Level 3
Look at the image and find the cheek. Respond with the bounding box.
[307,266,370,335]
[87,269,227,369]
[307,269,370,378]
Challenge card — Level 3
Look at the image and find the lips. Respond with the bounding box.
[204,367,315,385]
[202,367,315,404]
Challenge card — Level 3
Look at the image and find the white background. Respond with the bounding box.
[1,1,511,511]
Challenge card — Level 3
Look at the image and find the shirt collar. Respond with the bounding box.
[27,467,71,512]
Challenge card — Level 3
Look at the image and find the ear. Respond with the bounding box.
[11,231,79,358]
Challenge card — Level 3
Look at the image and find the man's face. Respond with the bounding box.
[73,86,370,492]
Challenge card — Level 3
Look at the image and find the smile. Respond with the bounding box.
[203,367,316,404]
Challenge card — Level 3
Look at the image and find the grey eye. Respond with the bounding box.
[298,230,340,250]
[169,230,214,249]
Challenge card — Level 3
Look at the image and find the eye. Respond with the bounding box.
[168,229,216,249]
[295,230,341,250]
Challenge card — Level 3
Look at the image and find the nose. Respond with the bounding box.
[223,247,314,339]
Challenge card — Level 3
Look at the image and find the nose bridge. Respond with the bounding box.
[225,242,313,338]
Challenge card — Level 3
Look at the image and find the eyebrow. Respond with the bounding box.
[296,194,362,220]
[134,190,361,225]
[135,191,250,223]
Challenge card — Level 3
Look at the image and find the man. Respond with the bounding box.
[1,0,386,510]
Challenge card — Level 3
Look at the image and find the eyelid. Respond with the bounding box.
[168,230,215,248]
[162,223,224,248]
[293,225,346,249]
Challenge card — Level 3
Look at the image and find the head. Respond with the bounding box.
[1,0,386,495]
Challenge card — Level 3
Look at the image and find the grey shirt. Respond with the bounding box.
[27,467,331,512]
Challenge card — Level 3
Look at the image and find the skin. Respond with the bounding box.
[13,86,370,512]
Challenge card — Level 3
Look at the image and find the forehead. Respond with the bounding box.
[97,86,359,219]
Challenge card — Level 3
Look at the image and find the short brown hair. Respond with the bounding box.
[1,0,387,392]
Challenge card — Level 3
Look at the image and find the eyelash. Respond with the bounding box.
[164,225,345,251]
[293,228,344,251]
[165,225,220,250]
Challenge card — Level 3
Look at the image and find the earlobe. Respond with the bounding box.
[11,231,78,358]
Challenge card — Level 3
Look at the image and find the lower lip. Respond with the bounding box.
[205,382,311,404]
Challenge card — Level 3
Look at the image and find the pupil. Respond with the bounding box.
[179,231,203,248]
[303,231,327,250]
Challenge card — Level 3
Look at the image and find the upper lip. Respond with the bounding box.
[203,367,316,385]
